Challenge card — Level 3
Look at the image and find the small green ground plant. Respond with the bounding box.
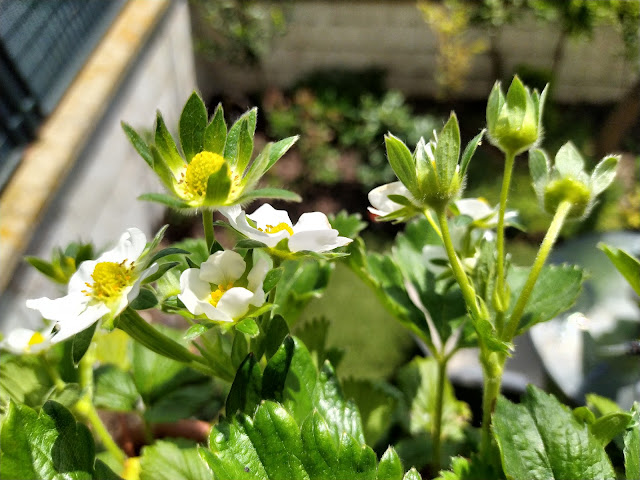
[0,78,638,480]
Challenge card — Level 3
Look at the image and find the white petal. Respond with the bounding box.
[216,287,254,320]
[455,198,493,221]
[198,302,234,323]
[26,292,90,322]
[247,258,269,307]
[68,260,98,294]
[1,327,53,354]
[199,251,246,285]
[219,205,242,226]
[289,229,351,253]
[293,212,332,233]
[51,303,110,344]
[179,269,212,315]
[368,182,411,216]
[248,204,293,230]
[99,228,147,263]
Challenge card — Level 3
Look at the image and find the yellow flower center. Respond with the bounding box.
[85,261,132,299]
[183,151,227,199]
[260,223,294,236]
[28,332,45,346]
[209,282,234,307]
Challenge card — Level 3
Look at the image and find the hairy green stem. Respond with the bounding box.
[479,354,503,460]
[423,209,443,241]
[435,207,480,319]
[432,358,447,472]
[495,151,515,313]
[75,398,126,464]
[503,199,572,341]
[203,210,215,252]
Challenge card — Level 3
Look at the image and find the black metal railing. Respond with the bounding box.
[0,0,125,190]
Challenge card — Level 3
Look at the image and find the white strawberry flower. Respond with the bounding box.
[178,250,268,323]
[367,181,418,218]
[0,326,54,354]
[221,204,352,253]
[26,228,158,344]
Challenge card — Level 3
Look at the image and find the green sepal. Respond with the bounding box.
[434,112,461,186]
[145,224,169,256]
[598,243,640,296]
[122,121,152,168]
[555,142,585,179]
[236,239,269,249]
[387,194,414,206]
[263,267,283,292]
[590,412,632,447]
[529,148,550,198]
[150,145,175,190]
[183,323,210,341]
[25,256,67,283]
[235,119,254,174]
[262,135,299,175]
[384,134,418,196]
[71,322,98,365]
[486,80,505,134]
[203,103,227,155]
[204,162,232,206]
[236,188,302,204]
[155,111,186,171]
[142,262,179,285]
[459,128,485,177]
[591,155,619,196]
[179,92,208,162]
[148,247,190,266]
[129,288,159,310]
[235,318,260,337]
[138,193,191,210]
[504,75,528,131]
[224,108,257,167]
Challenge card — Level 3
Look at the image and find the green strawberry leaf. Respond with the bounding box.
[0,401,122,480]
[140,440,210,480]
[493,385,616,480]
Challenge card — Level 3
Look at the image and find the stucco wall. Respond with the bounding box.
[194,1,638,103]
[0,0,196,332]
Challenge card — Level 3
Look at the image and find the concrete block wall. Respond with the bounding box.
[195,1,638,103]
[0,0,196,333]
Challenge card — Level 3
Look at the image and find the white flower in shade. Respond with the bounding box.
[179,250,268,323]
[455,198,518,230]
[0,326,54,354]
[221,204,352,253]
[367,181,417,218]
[26,228,158,344]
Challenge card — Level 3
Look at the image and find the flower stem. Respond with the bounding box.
[118,308,202,364]
[495,151,515,313]
[479,352,503,460]
[503,199,572,341]
[435,207,480,319]
[203,210,215,252]
[423,209,443,241]
[75,398,126,464]
[432,357,447,473]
